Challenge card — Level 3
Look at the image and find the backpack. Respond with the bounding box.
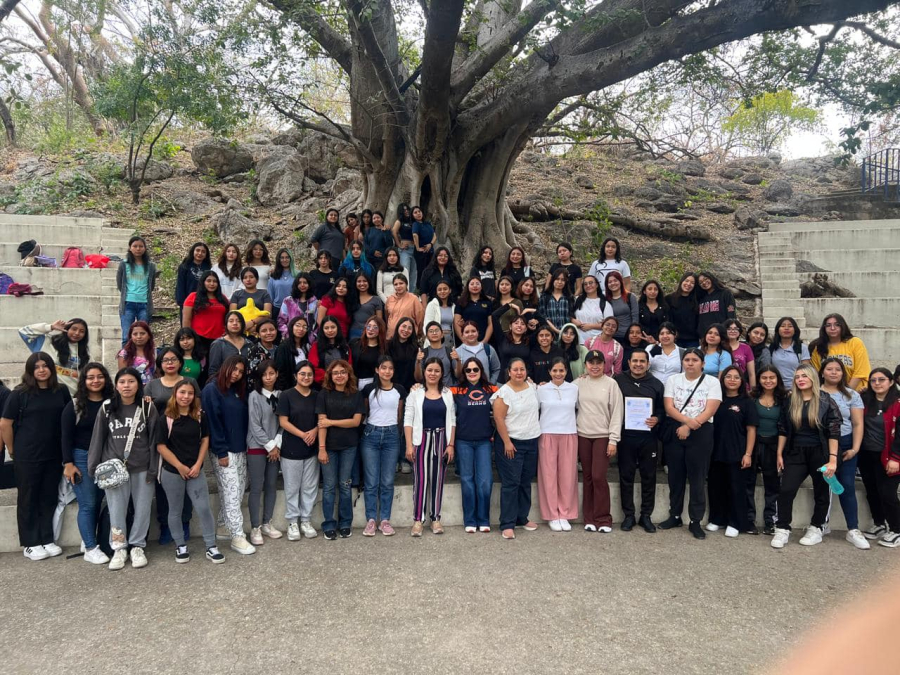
[34,255,57,268]
[0,272,13,295]
[7,283,43,297]
[84,253,110,269]
[61,247,86,268]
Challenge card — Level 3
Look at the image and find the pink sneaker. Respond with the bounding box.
[379,520,395,536]
[363,519,377,537]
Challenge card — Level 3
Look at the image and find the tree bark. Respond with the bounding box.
[0,96,16,145]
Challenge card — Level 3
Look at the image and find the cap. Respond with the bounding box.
[585,349,606,362]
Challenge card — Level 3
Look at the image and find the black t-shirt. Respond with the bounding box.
[350,340,383,380]
[277,388,318,460]
[315,389,365,451]
[863,399,888,453]
[455,299,493,341]
[309,269,337,300]
[549,262,582,295]
[497,339,532,384]
[1,386,71,462]
[156,414,210,473]
[61,398,104,464]
[469,266,497,299]
[794,401,821,447]
[528,346,569,385]
[713,395,758,463]
[668,299,698,342]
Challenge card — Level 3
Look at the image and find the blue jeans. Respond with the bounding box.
[321,446,357,531]
[399,247,417,293]
[360,424,399,521]
[494,436,539,531]
[72,448,103,549]
[833,434,860,530]
[120,301,149,343]
[456,439,493,528]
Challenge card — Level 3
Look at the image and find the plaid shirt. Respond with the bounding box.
[539,293,574,330]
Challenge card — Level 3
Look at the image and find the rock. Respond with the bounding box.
[731,281,762,299]
[87,153,126,179]
[671,212,700,221]
[64,209,104,219]
[331,167,360,195]
[796,259,827,273]
[191,138,254,178]
[134,158,174,182]
[801,273,855,298]
[211,209,273,244]
[612,185,634,197]
[705,202,736,214]
[719,167,743,180]
[176,168,195,177]
[296,132,346,183]
[767,152,782,165]
[677,159,706,177]
[652,181,687,197]
[0,182,16,200]
[575,175,595,189]
[271,128,305,147]
[648,197,682,213]
[256,149,308,205]
[245,134,270,145]
[729,156,777,171]
[734,206,769,230]
[763,179,793,202]
[170,189,219,215]
[223,172,248,184]
[634,186,664,201]
[742,173,763,185]
[331,188,362,213]
[764,203,801,217]
[226,198,243,210]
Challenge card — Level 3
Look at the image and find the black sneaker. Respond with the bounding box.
[744,526,760,535]
[621,515,636,531]
[339,527,352,539]
[639,515,657,533]
[689,521,706,540]
[658,515,683,530]
[205,547,225,564]
[763,524,776,536]
[323,529,337,540]
[175,545,190,563]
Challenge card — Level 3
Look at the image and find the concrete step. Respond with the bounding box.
[801,297,900,331]
[804,271,900,297]
[786,228,900,251]
[796,248,900,272]
[0,266,117,295]
[849,328,900,367]
[758,248,794,257]
[761,289,800,299]
[0,326,120,367]
[762,280,801,290]
[762,273,799,282]
[0,213,132,241]
[764,317,806,329]
[769,218,900,232]
[0,243,124,267]
[0,294,103,326]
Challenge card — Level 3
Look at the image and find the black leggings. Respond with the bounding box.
[776,444,830,530]
[745,436,780,527]
[876,464,900,533]
[858,451,885,527]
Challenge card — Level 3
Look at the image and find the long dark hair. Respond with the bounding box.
[558,324,581,362]
[598,236,622,263]
[493,275,517,309]
[719,364,747,398]
[751,365,787,402]
[456,356,493,393]
[174,326,207,361]
[818,356,853,400]
[317,316,350,354]
[271,248,295,280]
[471,246,495,272]
[547,268,573,298]
[253,359,278,394]
[216,243,242,279]
[125,235,150,269]
[396,203,411,225]
[861,367,899,413]
[358,316,386,356]
[639,279,668,309]
[746,321,769,360]
[122,321,156,372]
[811,313,855,360]
[74,362,113,418]
[701,323,730,355]
[769,316,804,356]
[325,277,350,304]
[666,272,698,310]
[19,351,60,393]
[501,246,529,275]
[457,276,485,309]
[285,316,310,357]
[574,274,602,311]
[181,242,211,269]
[245,239,270,265]
[290,272,314,301]
[380,246,404,272]
[193,270,228,312]
[697,270,726,295]
[108,367,145,414]
[423,246,462,280]
[388,317,418,360]
[215,355,247,399]
[50,318,90,367]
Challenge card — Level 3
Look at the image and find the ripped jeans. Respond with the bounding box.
[320,446,357,531]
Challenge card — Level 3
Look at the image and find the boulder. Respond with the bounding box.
[677,159,706,177]
[271,128,305,147]
[575,175,595,189]
[612,185,634,197]
[705,202,736,214]
[134,158,174,182]
[763,179,793,202]
[191,138,254,178]
[223,172,248,184]
[170,190,219,215]
[211,208,273,243]
[256,149,308,205]
[719,167,743,180]
[741,173,763,185]
[331,188,362,213]
[734,206,769,230]
[331,167,361,195]
[764,203,801,217]
[634,186,664,201]
[296,132,345,183]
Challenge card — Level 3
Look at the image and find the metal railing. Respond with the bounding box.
[861,148,900,202]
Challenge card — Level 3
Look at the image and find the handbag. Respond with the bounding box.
[94,404,144,490]
[659,374,706,444]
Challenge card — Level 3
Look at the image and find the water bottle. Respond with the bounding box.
[819,465,844,495]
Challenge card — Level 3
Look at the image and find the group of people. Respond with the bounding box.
[2,204,899,570]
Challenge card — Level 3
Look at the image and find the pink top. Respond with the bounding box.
[583,335,623,376]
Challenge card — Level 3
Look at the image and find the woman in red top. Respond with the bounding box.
[183,271,228,352]
[317,277,351,337]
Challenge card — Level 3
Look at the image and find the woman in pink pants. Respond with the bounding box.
[536,357,579,532]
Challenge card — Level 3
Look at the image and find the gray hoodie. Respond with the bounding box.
[88,399,158,478]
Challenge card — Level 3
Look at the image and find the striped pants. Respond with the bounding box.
[412,428,448,522]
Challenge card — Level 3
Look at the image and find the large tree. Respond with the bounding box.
[270,1,896,257]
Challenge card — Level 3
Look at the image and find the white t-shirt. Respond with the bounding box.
[365,385,403,427]
[587,259,632,289]
[537,381,578,434]
[664,373,722,422]
[491,383,542,440]
[574,297,614,343]
[647,345,682,385]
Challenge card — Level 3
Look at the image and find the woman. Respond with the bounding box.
[516,277,541,319]
[588,237,631,292]
[229,267,274,333]
[858,367,900,541]
[501,246,533,288]
[622,323,649,374]
[819,357,868,549]
[309,250,338,301]
[182,270,228,352]
[247,360,283,546]
[723,319,756,389]
[316,360,364,540]
[88,367,158,570]
[344,212,361,249]
[364,211,394,267]
[875,377,900,547]
[810,313,872,391]
[416,322,459,387]
[116,235,157,342]
[277,362,320,541]
[376,247,408,302]
[768,317,810,387]
[747,322,772,374]
[360,356,406,537]
[411,205,435,288]
[771,364,841,549]
[707,366,757,538]
[391,203,417,292]
[452,358,496,533]
[496,316,531,384]
[317,277,352,338]
[539,269,575,336]
[202,355,255,555]
[384,274,424,338]
[0,353,72,561]
[700,324,733,376]
[423,280,456,340]
[537,357,579,532]
[558,323,588,379]
[309,316,352,385]
[278,272,318,342]
[350,316,387,389]
[490,276,519,343]
[18,317,90,395]
[244,239,271,290]
[268,248,296,323]
[274,316,310,390]
[174,327,206,386]
[571,274,612,344]
[470,245,497,299]
[207,311,252,380]
[347,274,384,341]
[175,242,212,311]
[546,242,582,296]
[454,277,494,344]
[646,322,683,386]
[748,365,786,535]
[696,271,736,335]
[605,272,638,343]
[214,243,242,300]
[660,348,723,540]
[389,317,419,395]
[639,280,668,341]
[529,325,568,384]
[666,272,699,348]
[584,317,623,376]
[338,241,375,280]
[575,350,624,533]
[61,363,113,564]
[156,379,224,564]
[456,321,501,384]
[117,321,156,384]
[419,246,463,304]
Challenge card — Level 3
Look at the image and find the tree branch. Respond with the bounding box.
[267,0,354,74]
[841,19,900,50]
[0,0,22,24]
[806,23,844,82]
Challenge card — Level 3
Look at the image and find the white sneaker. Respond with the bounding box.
[863,524,887,540]
[845,529,871,550]
[584,524,597,532]
[771,528,790,549]
[878,531,900,548]
[560,519,572,532]
[261,523,283,539]
[598,526,613,533]
[250,527,264,546]
[705,523,721,532]
[300,522,318,539]
[23,545,49,561]
[130,547,148,568]
[548,520,562,532]
[216,525,232,540]
[84,546,110,565]
[287,523,301,541]
[43,542,63,557]
[231,536,256,555]
[725,526,739,538]
[108,549,128,570]
[799,526,824,546]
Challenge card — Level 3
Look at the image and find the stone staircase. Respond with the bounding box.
[758,218,900,366]
[0,214,133,384]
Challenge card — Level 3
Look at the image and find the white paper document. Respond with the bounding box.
[624,397,653,432]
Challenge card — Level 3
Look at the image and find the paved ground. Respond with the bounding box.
[0,526,892,674]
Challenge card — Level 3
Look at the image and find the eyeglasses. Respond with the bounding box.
[871,377,890,383]
[464,368,481,374]
[298,372,313,378]
[161,358,179,364]
[824,323,840,328]
[331,370,348,376]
